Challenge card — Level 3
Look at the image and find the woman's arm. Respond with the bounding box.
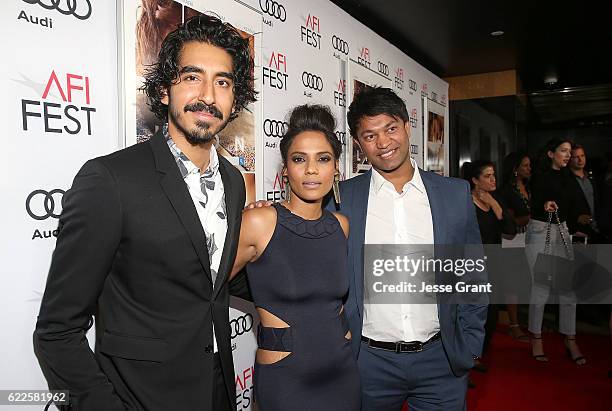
[332,212,350,238]
[230,207,277,280]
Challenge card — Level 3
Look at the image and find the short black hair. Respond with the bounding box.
[142,14,257,121]
[347,87,409,137]
[280,105,342,163]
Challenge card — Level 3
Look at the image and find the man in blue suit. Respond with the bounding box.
[333,87,487,410]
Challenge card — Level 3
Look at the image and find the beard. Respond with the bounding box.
[169,101,230,146]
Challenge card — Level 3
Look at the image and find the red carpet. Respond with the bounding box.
[467,327,611,410]
[401,327,611,410]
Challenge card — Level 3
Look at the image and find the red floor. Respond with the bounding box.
[401,326,611,410]
[467,327,611,410]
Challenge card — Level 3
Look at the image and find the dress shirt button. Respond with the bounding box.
[204,345,213,353]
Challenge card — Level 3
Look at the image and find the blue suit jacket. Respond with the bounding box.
[328,169,487,376]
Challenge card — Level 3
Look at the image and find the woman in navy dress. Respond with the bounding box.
[231,105,360,410]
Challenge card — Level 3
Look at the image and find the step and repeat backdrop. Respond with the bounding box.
[1,1,448,410]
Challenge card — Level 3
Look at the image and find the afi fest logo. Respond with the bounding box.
[21,0,92,21]
[334,79,346,107]
[259,0,286,27]
[358,47,371,69]
[300,14,321,49]
[26,188,65,240]
[421,82,428,98]
[262,51,288,91]
[235,366,255,409]
[394,67,404,90]
[265,172,287,202]
[409,107,418,128]
[22,70,96,135]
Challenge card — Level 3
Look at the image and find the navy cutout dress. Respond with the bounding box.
[246,203,361,410]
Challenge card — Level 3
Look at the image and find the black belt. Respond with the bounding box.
[361,332,441,353]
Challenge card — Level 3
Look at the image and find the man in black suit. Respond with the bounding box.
[33,15,256,411]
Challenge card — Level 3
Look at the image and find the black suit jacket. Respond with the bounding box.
[34,131,248,410]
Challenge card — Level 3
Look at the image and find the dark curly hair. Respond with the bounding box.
[347,87,409,137]
[280,105,342,164]
[141,14,257,121]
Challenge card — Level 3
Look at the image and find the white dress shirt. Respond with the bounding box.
[362,158,440,342]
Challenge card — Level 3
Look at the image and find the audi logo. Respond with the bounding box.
[331,35,349,55]
[377,61,389,76]
[23,0,92,20]
[230,313,254,338]
[26,189,65,220]
[302,72,323,91]
[259,0,286,22]
[263,119,289,138]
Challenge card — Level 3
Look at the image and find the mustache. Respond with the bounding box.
[184,102,223,119]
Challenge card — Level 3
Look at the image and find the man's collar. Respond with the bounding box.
[370,157,426,194]
[163,123,219,177]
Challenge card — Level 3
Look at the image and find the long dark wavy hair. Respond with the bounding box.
[141,14,257,121]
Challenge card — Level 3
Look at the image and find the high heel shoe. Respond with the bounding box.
[530,335,548,362]
[564,337,586,365]
[508,323,529,342]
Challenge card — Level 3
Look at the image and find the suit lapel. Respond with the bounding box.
[420,170,448,315]
[421,170,447,245]
[350,171,371,317]
[212,158,239,297]
[149,131,213,286]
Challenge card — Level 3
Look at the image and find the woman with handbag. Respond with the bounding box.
[526,138,588,365]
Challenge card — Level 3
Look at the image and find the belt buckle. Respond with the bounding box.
[397,341,423,353]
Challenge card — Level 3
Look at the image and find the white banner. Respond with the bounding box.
[1,1,448,410]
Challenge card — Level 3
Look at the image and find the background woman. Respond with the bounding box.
[463,161,516,369]
[527,138,587,364]
[231,105,360,410]
[500,152,532,341]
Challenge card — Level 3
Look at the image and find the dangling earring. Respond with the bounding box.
[514,171,518,177]
[283,175,291,203]
[333,173,341,204]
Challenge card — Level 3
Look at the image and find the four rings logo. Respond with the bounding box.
[302,72,323,91]
[23,0,92,20]
[230,313,254,339]
[26,189,65,220]
[263,119,289,138]
[377,61,389,77]
[331,35,349,55]
[259,0,286,22]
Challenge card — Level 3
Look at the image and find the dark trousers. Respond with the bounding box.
[213,353,233,411]
[358,339,467,411]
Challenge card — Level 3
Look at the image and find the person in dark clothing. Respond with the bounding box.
[499,152,532,341]
[463,160,516,373]
[569,143,606,243]
[526,138,587,365]
[231,105,360,410]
